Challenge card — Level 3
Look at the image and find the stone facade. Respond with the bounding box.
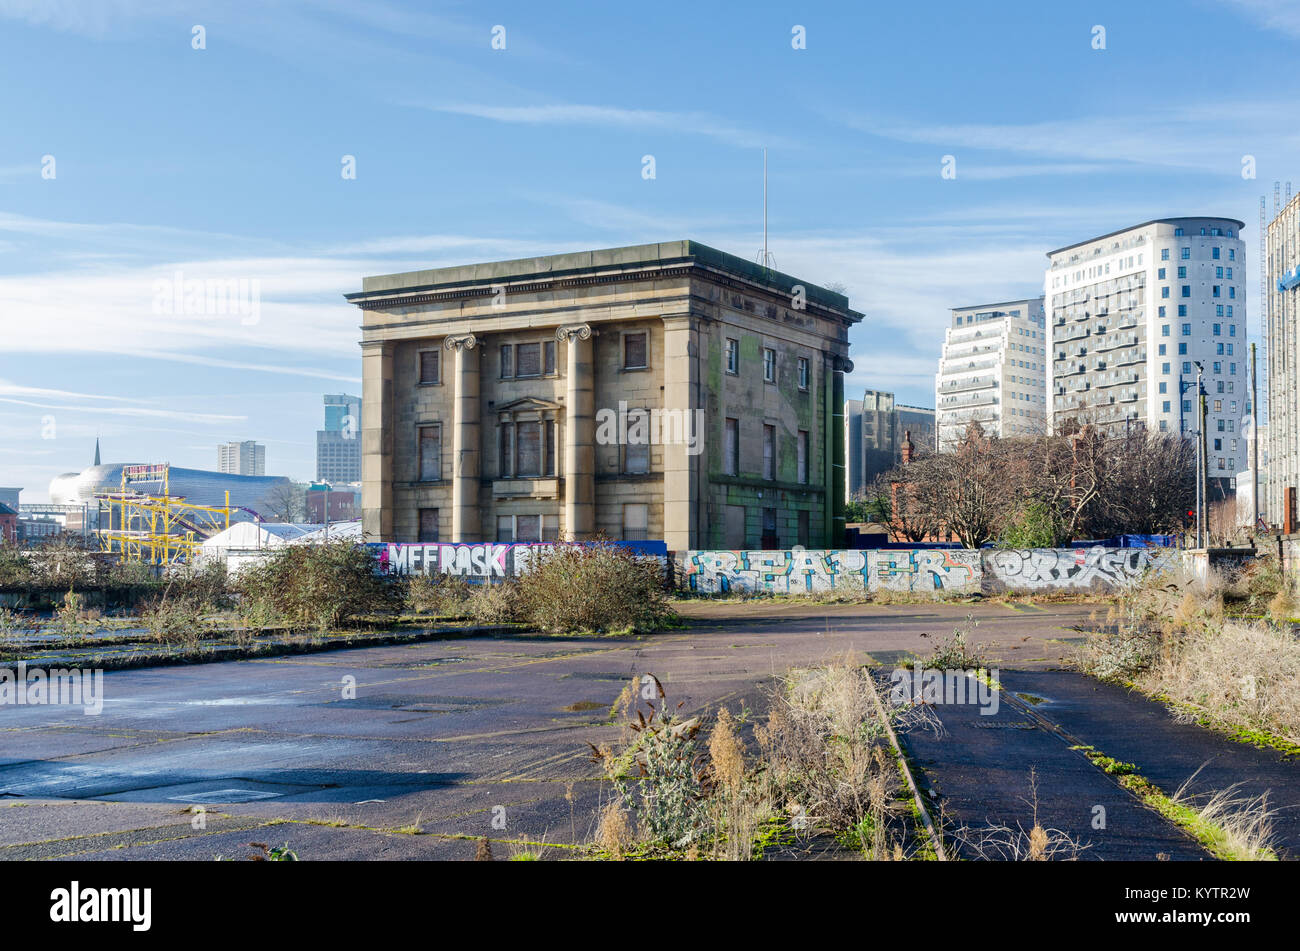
[347,241,862,549]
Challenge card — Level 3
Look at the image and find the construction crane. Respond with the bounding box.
[95,464,234,565]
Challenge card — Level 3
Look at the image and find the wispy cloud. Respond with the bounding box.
[1218,0,1300,38]
[425,102,785,149]
[0,396,244,424]
[843,105,1300,176]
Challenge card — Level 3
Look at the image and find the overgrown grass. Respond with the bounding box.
[1075,565,1300,746]
[1072,747,1278,861]
[952,769,1090,861]
[588,663,928,860]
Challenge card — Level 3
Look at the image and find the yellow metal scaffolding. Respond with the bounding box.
[95,464,232,565]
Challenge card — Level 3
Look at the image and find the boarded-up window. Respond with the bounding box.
[544,340,556,374]
[725,418,739,476]
[724,504,746,549]
[625,409,650,474]
[624,332,648,369]
[797,510,810,547]
[797,430,809,484]
[419,350,440,384]
[763,424,775,480]
[542,515,559,542]
[516,515,541,542]
[623,503,648,541]
[497,515,514,543]
[418,508,439,543]
[516,342,541,377]
[545,420,556,475]
[418,424,441,481]
[516,421,542,475]
[500,344,513,379]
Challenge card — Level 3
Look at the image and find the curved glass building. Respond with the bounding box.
[49,463,294,521]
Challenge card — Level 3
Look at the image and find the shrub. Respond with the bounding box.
[405,573,471,617]
[0,547,33,588]
[0,606,27,641]
[464,581,520,625]
[50,591,101,641]
[139,593,209,648]
[514,541,675,634]
[235,542,398,632]
[1000,500,1066,549]
[590,678,712,849]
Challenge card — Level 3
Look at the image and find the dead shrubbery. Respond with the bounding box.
[515,541,675,634]
[405,573,471,617]
[953,769,1090,861]
[589,663,919,860]
[234,541,399,633]
[1077,564,1300,744]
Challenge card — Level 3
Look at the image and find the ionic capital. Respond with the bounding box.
[444,333,477,352]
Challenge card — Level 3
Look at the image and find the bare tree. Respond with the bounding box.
[264,482,308,523]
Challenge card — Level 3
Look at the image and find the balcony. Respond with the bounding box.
[939,391,998,410]
[938,375,998,394]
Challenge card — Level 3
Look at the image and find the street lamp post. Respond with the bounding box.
[1194,361,1207,548]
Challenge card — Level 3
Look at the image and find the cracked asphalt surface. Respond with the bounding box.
[1,601,1102,860]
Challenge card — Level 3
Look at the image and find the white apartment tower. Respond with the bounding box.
[1265,194,1299,528]
[217,440,266,476]
[935,298,1047,450]
[1045,217,1246,496]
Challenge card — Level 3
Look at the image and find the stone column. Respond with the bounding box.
[557,324,596,540]
[360,340,393,542]
[445,334,480,542]
[662,315,699,552]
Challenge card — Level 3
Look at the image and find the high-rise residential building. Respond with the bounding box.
[317,394,362,484]
[346,240,859,548]
[935,298,1046,450]
[217,440,266,476]
[1266,193,1300,529]
[1045,217,1246,498]
[845,390,935,497]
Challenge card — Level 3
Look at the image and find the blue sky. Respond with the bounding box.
[3,0,1298,500]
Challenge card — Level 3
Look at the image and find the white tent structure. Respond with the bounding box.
[290,519,363,545]
[199,522,323,574]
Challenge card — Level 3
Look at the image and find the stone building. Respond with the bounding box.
[346,241,861,550]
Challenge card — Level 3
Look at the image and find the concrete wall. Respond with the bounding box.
[676,546,1193,595]
[982,548,1180,593]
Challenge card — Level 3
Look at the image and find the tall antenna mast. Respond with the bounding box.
[763,147,769,268]
[756,148,775,270]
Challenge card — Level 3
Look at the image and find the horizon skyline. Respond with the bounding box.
[4,0,1299,500]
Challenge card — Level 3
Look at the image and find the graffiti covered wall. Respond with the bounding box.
[981,547,1178,593]
[680,550,869,594]
[676,547,1188,595]
[869,549,982,594]
[373,541,668,579]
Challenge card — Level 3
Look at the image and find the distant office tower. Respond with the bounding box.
[217,440,266,476]
[1046,217,1246,499]
[1266,195,1300,528]
[317,394,362,484]
[845,390,935,497]
[935,298,1046,450]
